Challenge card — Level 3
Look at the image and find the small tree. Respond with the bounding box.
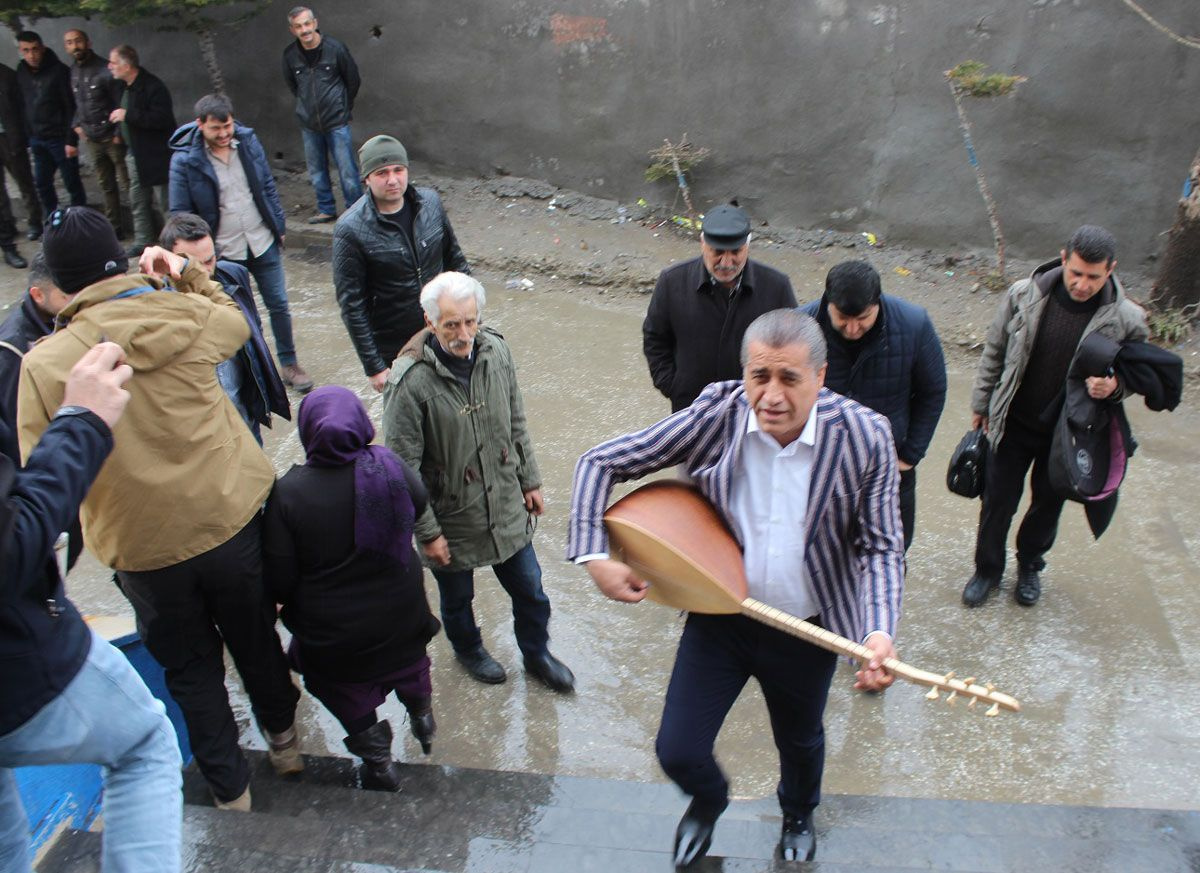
[946,61,1026,284]
[78,0,272,94]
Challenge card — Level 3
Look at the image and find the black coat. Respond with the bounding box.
[114,68,175,187]
[263,459,440,682]
[69,50,120,142]
[643,257,797,412]
[333,186,470,376]
[1,412,112,735]
[0,294,54,462]
[15,48,77,144]
[281,35,359,132]
[0,62,29,150]
[805,293,948,466]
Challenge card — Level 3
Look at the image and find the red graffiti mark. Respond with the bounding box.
[550,13,609,45]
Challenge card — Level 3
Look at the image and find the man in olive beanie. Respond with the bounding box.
[332,134,469,392]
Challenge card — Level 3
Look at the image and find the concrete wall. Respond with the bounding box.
[5,0,1198,266]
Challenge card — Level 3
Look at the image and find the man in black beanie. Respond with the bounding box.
[17,206,303,811]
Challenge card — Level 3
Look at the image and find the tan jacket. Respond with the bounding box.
[18,259,275,571]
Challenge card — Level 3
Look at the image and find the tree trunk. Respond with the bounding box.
[195,28,226,95]
[1152,145,1200,310]
[949,83,1007,279]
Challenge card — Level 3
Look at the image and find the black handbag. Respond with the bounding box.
[946,427,988,498]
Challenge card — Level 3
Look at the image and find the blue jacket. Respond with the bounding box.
[803,294,947,467]
[215,260,291,431]
[167,121,286,243]
[1,411,112,734]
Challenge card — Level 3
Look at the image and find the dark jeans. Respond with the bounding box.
[898,466,916,552]
[29,136,86,214]
[0,132,41,241]
[226,241,297,366]
[656,613,837,818]
[116,515,299,802]
[83,137,128,232]
[430,542,552,659]
[973,418,1064,580]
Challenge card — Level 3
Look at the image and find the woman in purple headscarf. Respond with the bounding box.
[264,385,440,792]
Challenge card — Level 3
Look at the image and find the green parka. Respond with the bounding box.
[382,327,541,570]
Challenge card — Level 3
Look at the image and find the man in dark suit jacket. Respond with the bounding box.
[803,260,947,549]
[643,204,797,412]
[0,62,39,259]
[106,44,175,255]
[570,308,904,866]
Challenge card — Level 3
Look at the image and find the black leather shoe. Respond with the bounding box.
[455,646,507,684]
[3,248,27,269]
[673,798,727,868]
[779,812,816,862]
[524,651,575,693]
[962,572,1000,607]
[1015,567,1041,605]
[26,227,41,242]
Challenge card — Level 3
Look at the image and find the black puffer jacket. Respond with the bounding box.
[282,35,359,133]
[333,186,470,377]
[69,50,119,142]
[0,294,54,462]
[804,293,947,466]
[0,63,28,150]
[16,48,77,144]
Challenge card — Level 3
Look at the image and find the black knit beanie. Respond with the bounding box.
[42,207,129,295]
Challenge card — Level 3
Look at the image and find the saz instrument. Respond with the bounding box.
[603,480,1020,715]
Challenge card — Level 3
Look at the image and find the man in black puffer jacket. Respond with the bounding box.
[333,135,470,392]
[15,32,86,217]
[803,260,947,550]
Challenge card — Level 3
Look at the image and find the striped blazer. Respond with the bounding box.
[567,381,905,642]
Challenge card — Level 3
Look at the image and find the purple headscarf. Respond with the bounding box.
[297,386,415,564]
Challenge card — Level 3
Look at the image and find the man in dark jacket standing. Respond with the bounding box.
[803,260,947,550]
[107,44,175,256]
[15,31,86,218]
[168,93,314,392]
[282,6,363,223]
[1,341,182,873]
[643,205,797,412]
[65,29,127,235]
[334,135,469,392]
[0,62,39,258]
[160,212,291,443]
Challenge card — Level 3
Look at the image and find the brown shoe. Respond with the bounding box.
[307,213,336,224]
[281,363,315,394]
[262,722,304,775]
[213,785,252,811]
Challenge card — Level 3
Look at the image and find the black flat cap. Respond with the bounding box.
[701,205,751,250]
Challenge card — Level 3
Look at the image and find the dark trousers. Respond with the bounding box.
[973,418,1065,580]
[0,133,40,243]
[83,137,128,232]
[656,613,838,818]
[116,515,300,802]
[290,644,431,735]
[28,137,86,214]
[430,542,552,659]
[898,467,916,552]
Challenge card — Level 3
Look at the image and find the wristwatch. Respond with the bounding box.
[54,405,93,419]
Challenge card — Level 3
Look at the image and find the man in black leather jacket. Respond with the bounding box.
[333,135,470,392]
[65,29,127,235]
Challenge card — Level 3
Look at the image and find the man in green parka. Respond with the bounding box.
[382,272,574,691]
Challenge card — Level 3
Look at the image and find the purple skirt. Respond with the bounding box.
[288,639,431,726]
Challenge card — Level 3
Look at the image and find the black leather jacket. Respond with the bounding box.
[333,186,470,376]
[281,35,359,132]
[16,48,77,144]
[70,50,119,141]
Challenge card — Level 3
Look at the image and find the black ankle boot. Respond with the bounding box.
[343,720,402,792]
[405,697,436,755]
[672,798,728,867]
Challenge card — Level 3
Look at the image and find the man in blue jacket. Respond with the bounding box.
[0,342,181,872]
[168,93,314,393]
[803,261,946,549]
[160,212,291,444]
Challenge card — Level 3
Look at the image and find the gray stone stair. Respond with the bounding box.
[35,751,1200,872]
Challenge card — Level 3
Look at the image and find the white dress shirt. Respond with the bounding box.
[207,140,275,261]
[729,408,820,620]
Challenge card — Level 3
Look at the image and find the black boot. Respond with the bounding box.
[778,812,816,861]
[672,798,727,868]
[405,697,436,755]
[343,720,402,792]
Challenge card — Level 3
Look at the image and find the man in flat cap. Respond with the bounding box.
[643,204,797,412]
[333,134,470,392]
